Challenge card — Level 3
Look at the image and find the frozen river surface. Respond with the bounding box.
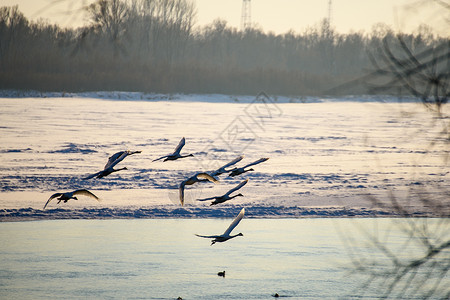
[0,93,448,219]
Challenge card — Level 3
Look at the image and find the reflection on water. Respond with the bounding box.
[0,218,447,299]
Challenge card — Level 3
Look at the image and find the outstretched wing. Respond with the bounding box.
[223,208,245,236]
[211,155,245,176]
[73,189,100,201]
[225,179,248,196]
[43,193,62,209]
[173,137,186,155]
[104,151,130,169]
[222,155,245,169]
[82,171,103,180]
[104,151,125,169]
[179,183,186,206]
[196,173,219,184]
[243,157,269,169]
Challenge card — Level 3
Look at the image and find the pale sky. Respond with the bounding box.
[2,0,449,35]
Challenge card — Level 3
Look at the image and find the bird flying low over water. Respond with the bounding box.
[196,208,245,245]
[83,150,141,179]
[197,179,248,205]
[209,155,245,177]
[229,157,269,177]
[179,172,219,206]
[43,189,100,209]
[152,137,193,162]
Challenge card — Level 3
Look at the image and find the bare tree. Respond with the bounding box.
[86,0,129,55]
[0,6,29,69]
[367,36,449,112]
[347,2,450,299]
[150,0,196,65]
[0,2,446,94]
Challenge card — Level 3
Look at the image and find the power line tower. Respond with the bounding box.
[327,0,333,26]
[241,0,251,31]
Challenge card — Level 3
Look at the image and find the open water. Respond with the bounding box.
[1,218,448,299]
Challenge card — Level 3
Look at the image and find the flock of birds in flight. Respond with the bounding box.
[44,137,269,245]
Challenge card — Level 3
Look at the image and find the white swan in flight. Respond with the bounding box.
[197,179,248,205]
[83,150,141,179]
[43,189,99,209]
[196,208,245,245]
[179,172,219,206]
[229,157,269,177]
[104,150,141,169]
[153,137,193,162]
[209,155,245,177]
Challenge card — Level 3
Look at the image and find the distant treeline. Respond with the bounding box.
[0,1,448,95]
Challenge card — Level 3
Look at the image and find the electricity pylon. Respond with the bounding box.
[241,0,251,31]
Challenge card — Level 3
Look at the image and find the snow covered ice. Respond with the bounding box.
[0,92,448,220]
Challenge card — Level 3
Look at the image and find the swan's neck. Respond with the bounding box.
[230,194,243,199]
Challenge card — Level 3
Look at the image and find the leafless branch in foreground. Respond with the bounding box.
[348,10,450,299]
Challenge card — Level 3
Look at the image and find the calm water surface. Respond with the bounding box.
[0,218,445,299]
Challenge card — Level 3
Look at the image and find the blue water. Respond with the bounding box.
[0,218,447,299]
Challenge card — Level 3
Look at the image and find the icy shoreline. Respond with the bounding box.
[0,89,421,103]
[0,205,431,222]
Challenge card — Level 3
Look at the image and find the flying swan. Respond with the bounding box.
[152,137,193,162]
[229,157,269,177]
[179,172,219,206]
[197,179,248,205]
[83,150,141,179]
[209,155,245,177]
[43,189,100,209]
[196,208,245,245]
